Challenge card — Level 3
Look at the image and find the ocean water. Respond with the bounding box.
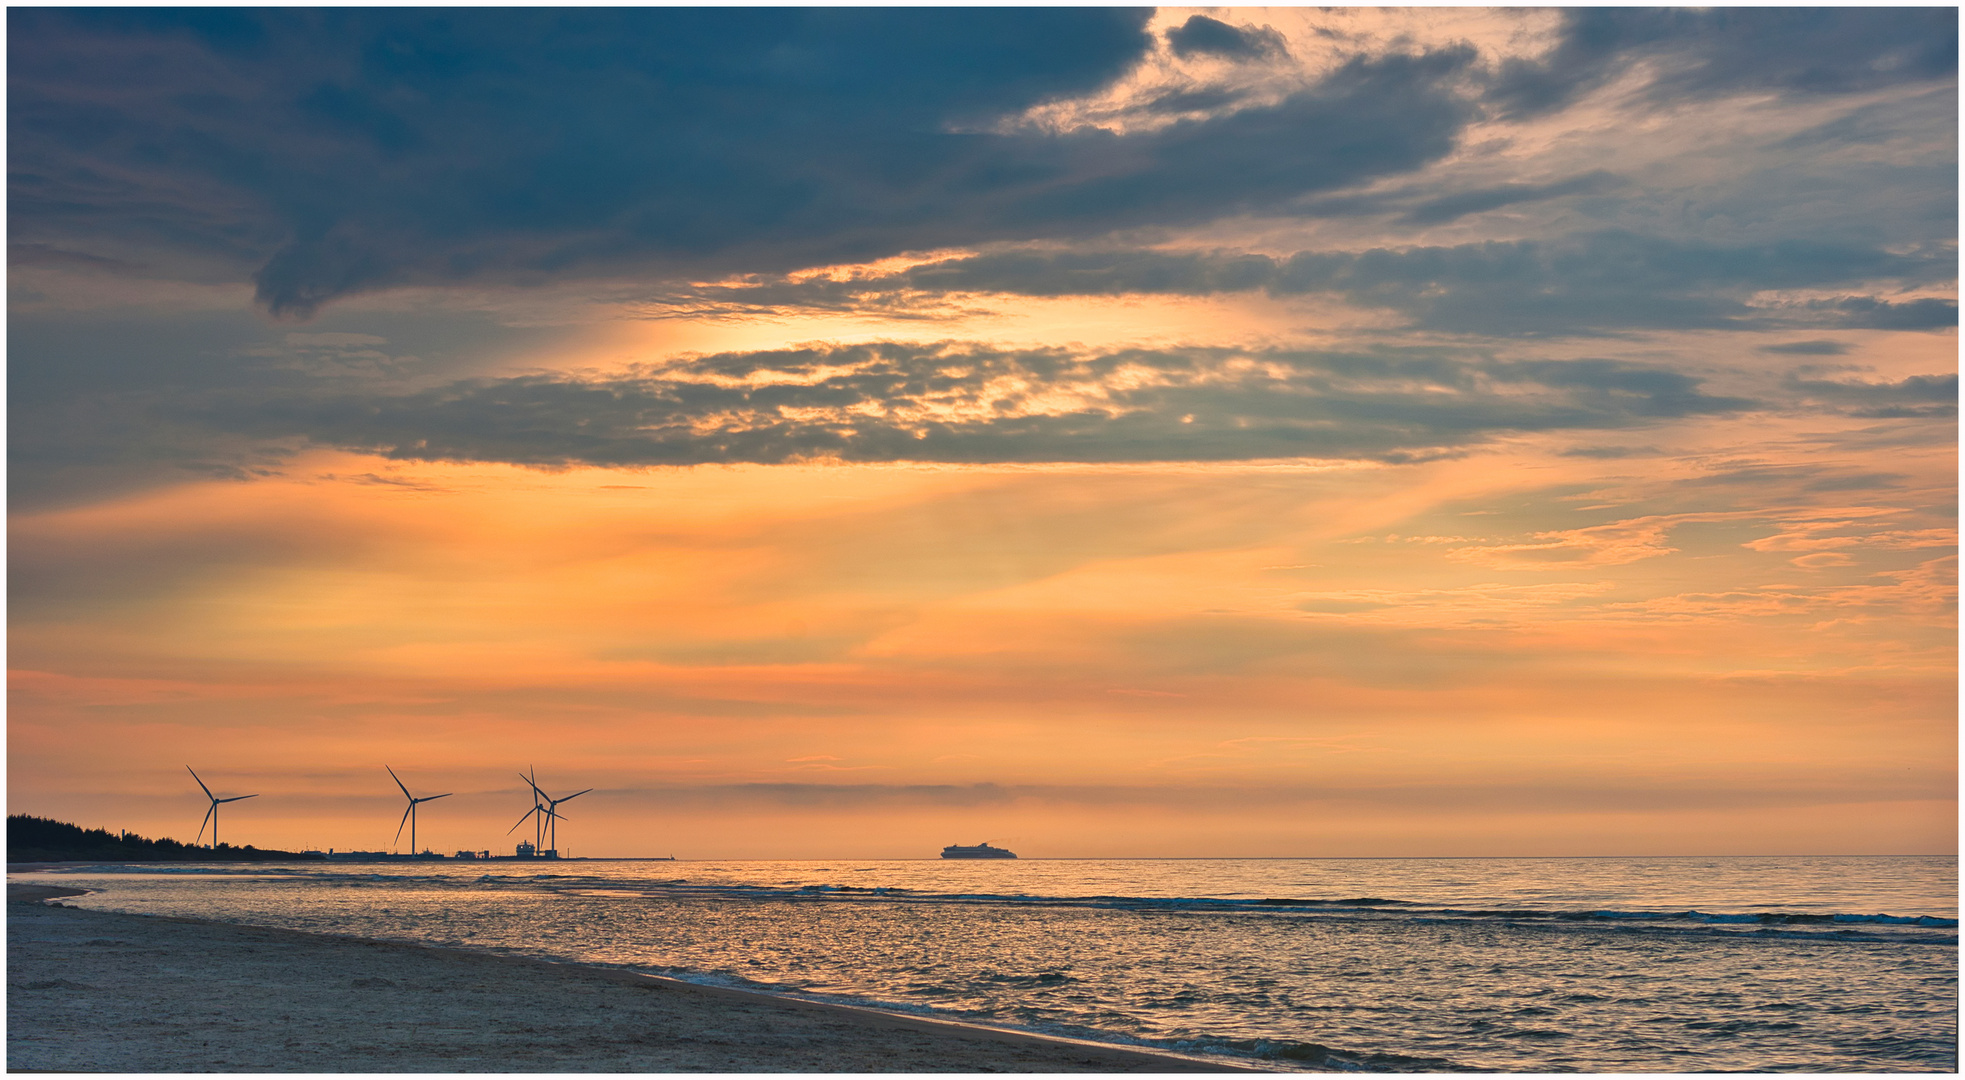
[25,856,1957,1071]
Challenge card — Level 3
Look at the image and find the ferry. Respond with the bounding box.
[941,842,1017,859]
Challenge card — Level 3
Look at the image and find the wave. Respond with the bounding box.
[531,879,1960,944]
[623,962,1467,1071]
[1187,1037,1463,1072]
[1389,905,1959,929]
[547,879,1959,931]
[73,863,1960,942]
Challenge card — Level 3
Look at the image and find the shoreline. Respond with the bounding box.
[8,881,1259,1073]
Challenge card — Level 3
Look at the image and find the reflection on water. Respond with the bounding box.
[30,856,1957,1071]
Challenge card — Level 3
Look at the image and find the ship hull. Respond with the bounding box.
[940,844,1017,859]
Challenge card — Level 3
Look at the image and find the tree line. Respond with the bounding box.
[8,814,324,862]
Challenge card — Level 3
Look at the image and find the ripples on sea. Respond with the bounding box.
[29,856,1957,1071]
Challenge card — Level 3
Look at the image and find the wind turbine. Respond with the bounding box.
[521,772,593,856]
[387,766,451,856]
[187,767,257,851]
[507,766,547,852]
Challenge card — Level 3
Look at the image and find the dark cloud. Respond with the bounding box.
[8,243,144,273]
[168,341,1750,470]
[6,9,1949,510]
[1775,87,1959,151]
[986,48,1477,236]
[1165,15,1288,63]
[1807,296,1958,331]
[1759,340,1851,356]
[1487,8,1958,120]
[1785,371,1959,419]
[1399,170,1624,225]
[11,10,1945,323]
[653,232,1954,337]
[10,9,1478,319]
[1803,472,1908,493]
[1272,235,1952,337]
[1683,462,1832,489]
[6,307,575,511]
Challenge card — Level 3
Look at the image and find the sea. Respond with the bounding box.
[22,855,1957,1072]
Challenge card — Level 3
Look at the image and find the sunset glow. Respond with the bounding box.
[9,8,1955,858]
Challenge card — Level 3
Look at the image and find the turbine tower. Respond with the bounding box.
[186,767,257,851]
[522,772,593,856]
[507,766,547,851]
[387,766,451,856]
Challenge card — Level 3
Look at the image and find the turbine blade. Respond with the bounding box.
[558,788,594,805]
[419,793,453,803]
[217,794,258,803]
[519,772,546,799]
[187,767,214,800]
[387,765,412,800]
[395,804,413,847]
[197,804,215,845]
[506,808,538,836]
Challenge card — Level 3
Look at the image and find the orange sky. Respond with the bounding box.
[11,417,1953,856]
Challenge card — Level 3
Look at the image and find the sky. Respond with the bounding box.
[7,7,1956,859]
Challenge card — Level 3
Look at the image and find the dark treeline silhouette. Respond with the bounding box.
[8,814,324,863]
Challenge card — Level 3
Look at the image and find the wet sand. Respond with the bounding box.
[7,882,1250,1072]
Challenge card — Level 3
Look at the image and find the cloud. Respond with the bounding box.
[1607,555,1957,620]
[1295,581,1616,624]
[654,232,1953,337]
[181,342,1753,469]
[1785,371,1959,419]
[1805,297,1958,331]
[283,332,389,348]
[1759,340,1850,356]
[9,243,145,273]
[607,776,1956,815]
[12,9,1949,329]
[1741,515,1953,556]
[5,306,574,511]
[10,10,1484,319]
[1446,512,1738,571]
[1164,15,1288,63]
[1559,445,1659,460]
[1136,85,1253,117]
[10,9,1156,315]
[1486,7,1958,120]
[1398,170,1625,225]
[1448,506,1956,577]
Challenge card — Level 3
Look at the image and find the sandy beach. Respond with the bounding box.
[8,882,1248,1072]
